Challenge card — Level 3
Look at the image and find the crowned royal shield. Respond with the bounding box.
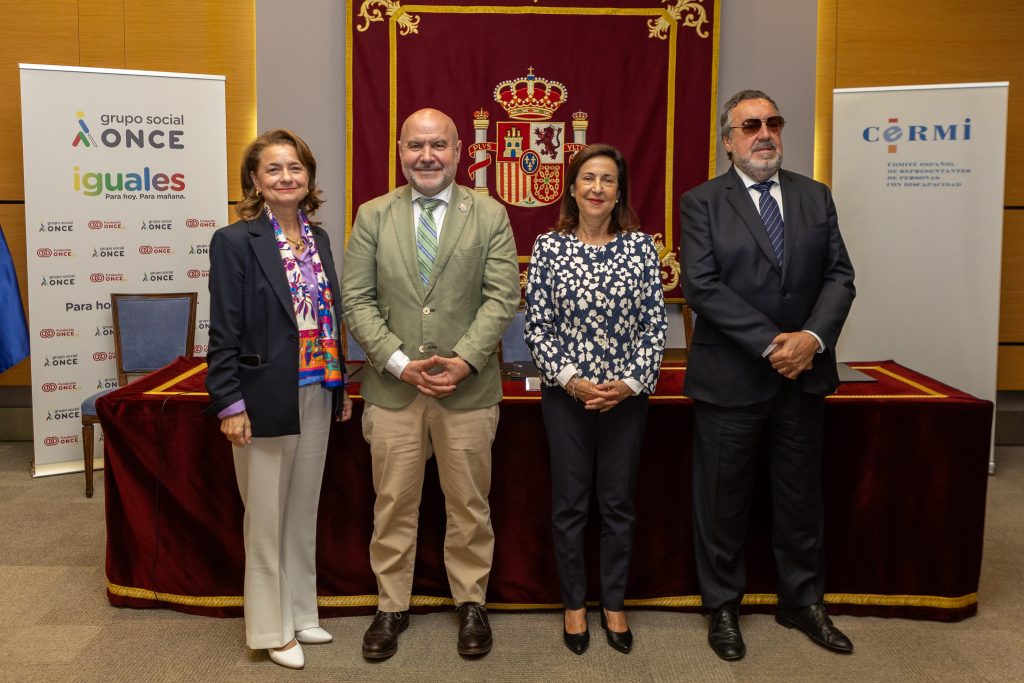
[495,121,566,206]
[468,67,588,208]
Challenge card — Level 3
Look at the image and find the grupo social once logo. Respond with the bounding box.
[41,274,76,287]
[42,383,57,392]
[72,111,186,198]
[39,328,56,338]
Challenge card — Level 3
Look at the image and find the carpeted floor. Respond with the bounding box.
[0,440,1021,682]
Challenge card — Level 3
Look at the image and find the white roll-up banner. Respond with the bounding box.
[832,82,1008,469]
[19,64,227,475]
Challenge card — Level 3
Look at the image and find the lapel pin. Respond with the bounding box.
[458,202,468,213]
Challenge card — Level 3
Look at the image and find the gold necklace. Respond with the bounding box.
[285,235,306,254]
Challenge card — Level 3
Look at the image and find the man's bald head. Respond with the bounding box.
[398,108,463,196]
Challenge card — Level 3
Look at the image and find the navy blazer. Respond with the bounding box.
[680,166,855,406]
[204,212,344,437]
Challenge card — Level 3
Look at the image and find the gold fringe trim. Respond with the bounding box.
[107,582,976,612]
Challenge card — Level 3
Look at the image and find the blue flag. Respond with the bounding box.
[0,223,30,374]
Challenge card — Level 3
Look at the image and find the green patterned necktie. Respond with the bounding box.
[416,197,443,285]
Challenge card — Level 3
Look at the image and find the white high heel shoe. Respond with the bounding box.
[296,626,333,644]
[268,641,304,669]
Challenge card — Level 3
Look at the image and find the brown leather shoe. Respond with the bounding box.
[361,610,409,660]
[456,602,492,656]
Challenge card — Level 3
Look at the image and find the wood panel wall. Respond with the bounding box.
[0,0,255,387]
[816,0,1024,389]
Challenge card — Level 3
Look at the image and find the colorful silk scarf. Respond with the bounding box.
[265,205,344,389]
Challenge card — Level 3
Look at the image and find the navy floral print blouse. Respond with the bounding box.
[525,230,668,394]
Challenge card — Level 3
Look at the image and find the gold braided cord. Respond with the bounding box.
[107,582,975,612]
[107,582,243,608]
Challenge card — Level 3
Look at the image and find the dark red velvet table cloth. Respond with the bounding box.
[97,359,992,621]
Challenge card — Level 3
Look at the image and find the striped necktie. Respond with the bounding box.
[751,181,784,265]
[416,197,443,285]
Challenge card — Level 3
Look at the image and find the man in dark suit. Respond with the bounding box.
[680,90,856,660]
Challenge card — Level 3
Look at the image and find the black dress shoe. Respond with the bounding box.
[600,609,633,654]
[361,610,409,660]
[563,626,590,655]
[563,609,590,655]
[707,606,745,661]
[776,602,853,654]
[456,602,493,656]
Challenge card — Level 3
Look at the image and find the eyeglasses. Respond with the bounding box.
[729,116,785,135]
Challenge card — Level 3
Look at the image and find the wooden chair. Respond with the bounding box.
[80,292,197,497]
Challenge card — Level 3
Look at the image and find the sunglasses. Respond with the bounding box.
[730,116,785,135]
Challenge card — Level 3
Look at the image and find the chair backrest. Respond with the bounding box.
[111,292,198,386]
[499,308,531,363]
[681,300,695,351]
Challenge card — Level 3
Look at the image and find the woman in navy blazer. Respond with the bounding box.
[205,129,351,670]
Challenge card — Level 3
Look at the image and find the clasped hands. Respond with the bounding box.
[569,377,634,412]
[400,355,471,398]
[768,331,819,380]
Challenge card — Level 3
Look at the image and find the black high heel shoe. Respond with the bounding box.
[563,610,590,655]
[600,608,633,654]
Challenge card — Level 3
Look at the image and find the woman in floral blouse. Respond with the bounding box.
[525,144,667,656]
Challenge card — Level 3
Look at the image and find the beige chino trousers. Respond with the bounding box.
[363,392,499,612]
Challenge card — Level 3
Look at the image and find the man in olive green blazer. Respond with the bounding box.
[342,108,519,660]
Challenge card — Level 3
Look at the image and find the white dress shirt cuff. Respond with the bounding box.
[556,364,579,388]
[804,330,825,353]
[622,378,642,396]
[386,349,411,379]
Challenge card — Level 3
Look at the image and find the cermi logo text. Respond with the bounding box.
[862,117,972,153]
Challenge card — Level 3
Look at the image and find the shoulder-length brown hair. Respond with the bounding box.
[235,128,324,221]
[554,143,640,235]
